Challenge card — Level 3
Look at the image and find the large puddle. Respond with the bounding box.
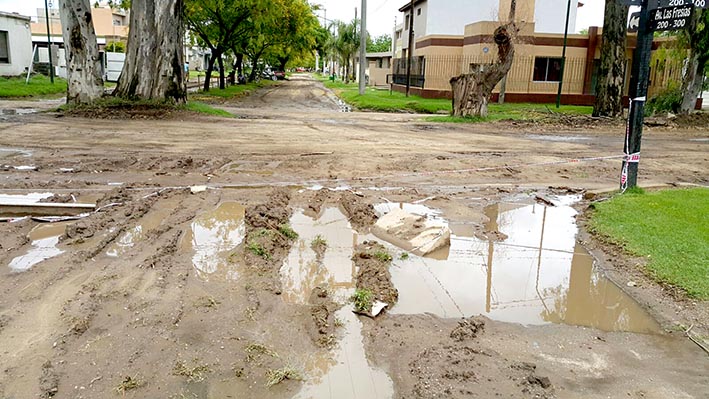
[278,198,660,399]
[181,202,246,279]
[8,222,70,272]
[281,208,395,399]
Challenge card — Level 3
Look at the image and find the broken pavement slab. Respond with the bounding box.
[371,207,451,256]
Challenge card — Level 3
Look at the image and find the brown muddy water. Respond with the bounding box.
[180,202,246,280]
[7,222,70,272]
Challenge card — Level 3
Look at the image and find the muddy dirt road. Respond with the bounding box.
[0,74,707,398]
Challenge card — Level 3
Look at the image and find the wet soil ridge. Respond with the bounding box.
[242,189,296,293]
[353,241,399,312]
[306,189,379,233]
[308,286,341,348]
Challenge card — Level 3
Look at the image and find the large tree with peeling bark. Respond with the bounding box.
[59,0,104,105]
[593,0,629,118]
[449,1,517,118]
[114,0,186,102]
[679,9,708,114]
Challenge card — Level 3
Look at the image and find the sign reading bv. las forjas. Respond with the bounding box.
[650,5,694,31]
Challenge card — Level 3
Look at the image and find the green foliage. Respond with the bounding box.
[247,241,271,260]
[311,235,327,248]
[0,75,67,98]
[372,250,393,263]
[277,224,299,240]
[589,188,709,299]
[106,41,126,53]
[183,102,234,117]
[399,252,409,260]
[351,288,374,312]
[190,80,277,100]
[645,84,683,115]
[367,34,392,53]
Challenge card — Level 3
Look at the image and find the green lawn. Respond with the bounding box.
[189,80,277,101]
[589,188,709,299]
[183,101,233,117]
[320,77,592,119]
[0,75,67,98]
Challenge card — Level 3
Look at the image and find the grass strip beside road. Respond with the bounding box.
[190,80,278,101]
[589,187,709,299]
[320,76,592,120]
[184,101,233,117]
[0,75,67,98]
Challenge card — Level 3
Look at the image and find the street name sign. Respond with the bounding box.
[651,0,708,9]
[650,5,694,31]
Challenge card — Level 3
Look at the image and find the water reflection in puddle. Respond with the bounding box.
[281,208,395,399]
[8,222,69,271]
[182,202,246,279]
[106,202,176,257]
[390,201,661,334]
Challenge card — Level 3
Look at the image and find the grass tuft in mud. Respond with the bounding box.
[247,241,271,260]
[172,360,211,383]
[399,252,410,260]
[277,224,299,240]
[115,375,144,394]
[311,235,327,249]
[265,366,304,387]
[351,288,374,313]
[245,343,279,362]
[372,249,393,263]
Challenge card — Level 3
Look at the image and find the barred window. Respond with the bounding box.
[533,57,562,82]
[0,31,9,64]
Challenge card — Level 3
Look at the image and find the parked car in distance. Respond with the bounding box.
[274,70,286,80]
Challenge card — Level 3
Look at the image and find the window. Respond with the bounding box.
[417,8,422,16]
[533,57,562,82]
[0,31,9,64]
[405,13,409,30]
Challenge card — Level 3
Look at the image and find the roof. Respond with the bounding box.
[366,52,393,58]
[0,11,32,21]
[398,0,426,12]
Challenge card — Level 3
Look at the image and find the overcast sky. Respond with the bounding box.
[0,0,606,36]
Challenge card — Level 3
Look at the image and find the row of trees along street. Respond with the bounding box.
[59,0,705,118]
[59,0,389,105]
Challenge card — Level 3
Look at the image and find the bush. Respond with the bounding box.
[645,84,682,116]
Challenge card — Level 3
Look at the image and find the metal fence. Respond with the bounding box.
[391,56,426,88]
[413,54,589,94]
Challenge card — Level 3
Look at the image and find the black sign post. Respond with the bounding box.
[621,0,653,191]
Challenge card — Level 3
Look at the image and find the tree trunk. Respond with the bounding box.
[679,10,707,114]
[593,1,628,117]
[235,53,244,77]
[680,55,706,113]
[59,0,104,105]
[217,55,225,89]
[450,26,515,118]
[114,0,186,102]
[204,51,218,91]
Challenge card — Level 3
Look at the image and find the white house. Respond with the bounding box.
[399,0,579,52]
[0,11,33,76]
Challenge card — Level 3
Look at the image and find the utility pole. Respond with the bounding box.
[405,0,415,97]
[359,0,367,95]
[621,0,653,191]
[555,0,572,108]
[44,0,54,84]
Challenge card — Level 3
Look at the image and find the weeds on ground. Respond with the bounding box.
[311,235,328,249]
[195,296,221,308]
[317,334,336,347]
[351,288,374,313]
[265,366,304,387]
[372,250,393,263]
[247,241,271,260]
[277,224,299,240]
[333,317,345,328]
[399,252,410,260]
[172,360,211,383]
[245,343,279,362]
[114,375,144,394]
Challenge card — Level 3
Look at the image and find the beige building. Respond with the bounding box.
[31,6,129,47]
[390,0,685,105]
